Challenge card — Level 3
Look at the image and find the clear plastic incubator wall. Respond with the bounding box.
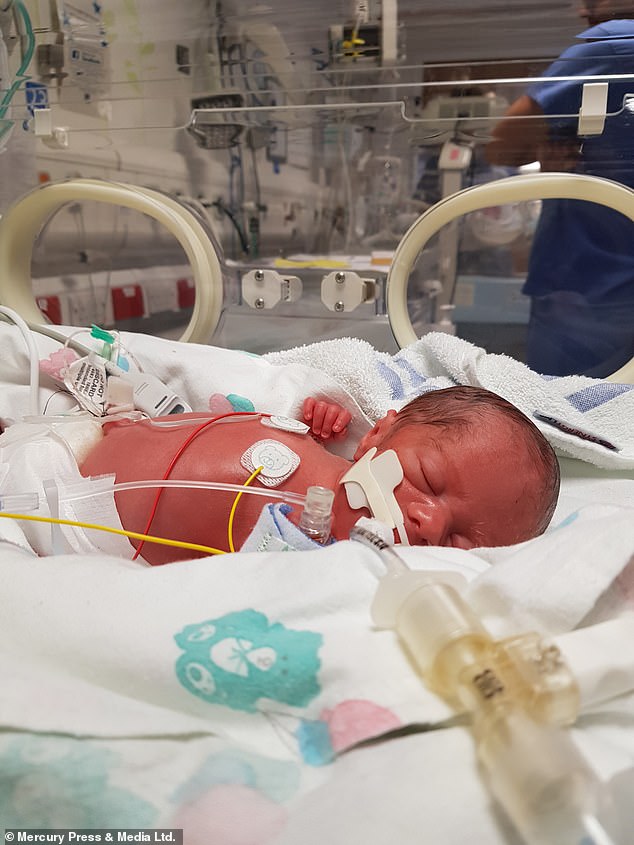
[0,0,632,375]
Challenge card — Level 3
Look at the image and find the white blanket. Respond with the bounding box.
[1,531,633,840]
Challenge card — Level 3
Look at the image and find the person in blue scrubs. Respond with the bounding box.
[487,1,634,377]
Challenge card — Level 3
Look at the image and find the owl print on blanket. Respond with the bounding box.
[174,609,323,713]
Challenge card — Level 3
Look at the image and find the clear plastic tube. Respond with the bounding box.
[354,525,623,844]
[581,813,618,845]
[350,522,409,574]
[145,416,246,428]
[61,478,307,507]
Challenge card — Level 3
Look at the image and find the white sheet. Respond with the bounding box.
[1,323,634,842]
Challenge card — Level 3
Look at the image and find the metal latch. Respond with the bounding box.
[242,268,303,309]
[321,270,377,312]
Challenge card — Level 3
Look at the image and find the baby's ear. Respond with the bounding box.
[353,409,398,460]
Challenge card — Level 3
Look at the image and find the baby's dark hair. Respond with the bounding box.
[392,385,560,536]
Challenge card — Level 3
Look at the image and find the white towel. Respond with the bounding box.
[266,333,634,469]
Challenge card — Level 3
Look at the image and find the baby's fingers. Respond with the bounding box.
[303,398,328,435]
[331,407,352,439]
[303,397,316,422]
[303,398,351,439]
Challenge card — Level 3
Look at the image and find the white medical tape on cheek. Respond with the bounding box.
[340,448,410,545]
[240,439,300,487]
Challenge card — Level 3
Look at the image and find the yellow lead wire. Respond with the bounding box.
[228,466,263,553]
[0,511,226,557]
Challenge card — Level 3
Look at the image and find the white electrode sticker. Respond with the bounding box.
[261,415,310,434]
[241,439,300,487]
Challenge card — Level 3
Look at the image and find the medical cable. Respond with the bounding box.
[210,198,249,255]
[349,523,408,574]
[0,306,41,416]
[0,317,94,358]
[131,410,273,561]
[227,465,263,552]
[0,313,189,421]
[0,311,116,362]
[0,0,34,144]
[58,478,307,507]
[0,511,226,556]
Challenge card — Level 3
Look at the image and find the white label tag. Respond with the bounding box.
[63,354,108,416]
[241,439,300,487]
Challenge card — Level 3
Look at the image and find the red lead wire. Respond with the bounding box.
[132,411,266,561]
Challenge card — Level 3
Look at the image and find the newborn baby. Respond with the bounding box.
[79,386,560,565]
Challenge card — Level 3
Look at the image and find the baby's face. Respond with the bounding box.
[365,420,542,550]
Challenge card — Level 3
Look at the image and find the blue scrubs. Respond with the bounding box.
[524,21,634,376]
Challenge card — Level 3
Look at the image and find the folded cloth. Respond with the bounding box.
[266,333,634,470]
[240,503,325,553]
[464,503,634,635]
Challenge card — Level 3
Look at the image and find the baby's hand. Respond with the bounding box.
[303,398,352,440]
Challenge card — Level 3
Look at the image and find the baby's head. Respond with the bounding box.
[354,386,560,549]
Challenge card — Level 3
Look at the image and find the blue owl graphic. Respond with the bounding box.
[174,609,323,713]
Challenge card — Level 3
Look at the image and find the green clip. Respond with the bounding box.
[91,324,115,360]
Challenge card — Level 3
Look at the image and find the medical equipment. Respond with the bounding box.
[0,508,228,556]
[387,172,634,347]
[0,301,341,557]
[4,169,632,375]
[0,179,224,344]
[0,458,337,557]
[0,0,34,150]
[2,0,633,366]
[1,2,634,838]
[340,446,409,545]
[1,471,336,558]
[0,304,195,418]
[2,292,634,839]
[298,485,335,545]
[352,524,622,845]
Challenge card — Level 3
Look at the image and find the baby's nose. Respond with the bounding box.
[406,497,451,547]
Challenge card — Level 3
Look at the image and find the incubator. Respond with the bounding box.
[0,5,634,836]
[0,0,630,372]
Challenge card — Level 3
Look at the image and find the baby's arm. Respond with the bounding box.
[302,397,352,440]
